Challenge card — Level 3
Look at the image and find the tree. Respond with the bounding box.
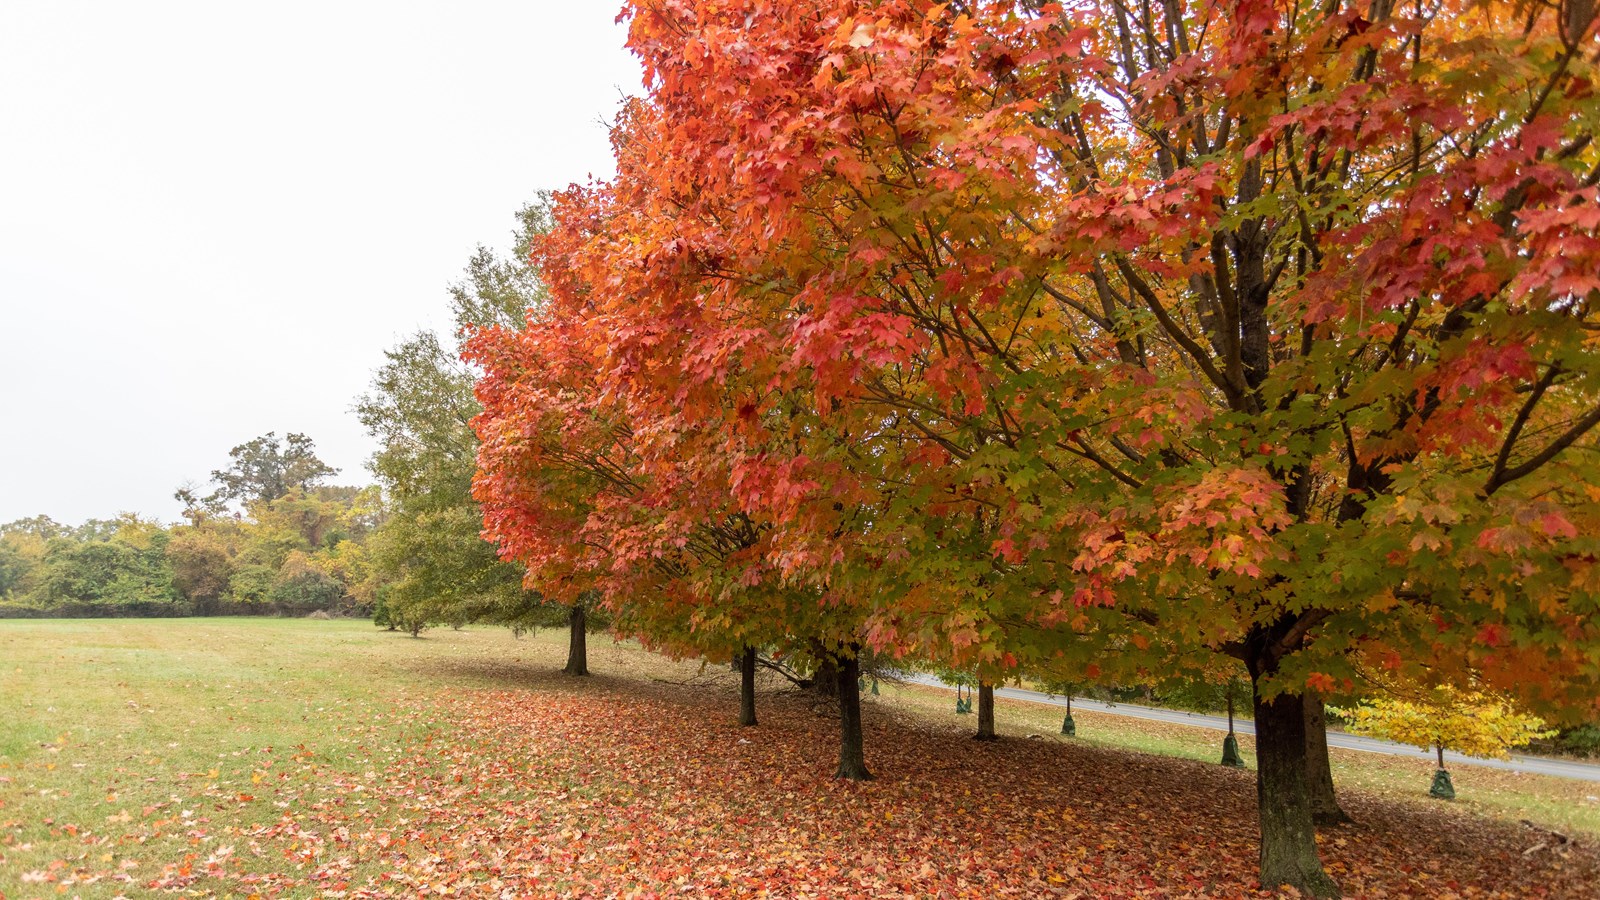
[269,551,347,615]
[0,539,35,600]
[1,515,67,540]
[209,432,338,507]
[174,482,227,525]
[1302,691,1348,824]
[165,528,234,614]
[358,203,585,658]
[0,520,56,605]
[1335,690,1556,799]
[194,488,373,615]
[738,645,759,727]
[1,472,374,620]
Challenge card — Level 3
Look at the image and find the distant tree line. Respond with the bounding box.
[0,433,379,619]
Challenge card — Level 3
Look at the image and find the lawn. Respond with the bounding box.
[1,619,1596,898]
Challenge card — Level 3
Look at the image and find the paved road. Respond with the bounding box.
[901,674,1600,783]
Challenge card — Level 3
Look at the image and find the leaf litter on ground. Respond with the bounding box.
[7,665,1598,899]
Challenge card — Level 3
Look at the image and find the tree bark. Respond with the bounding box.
[563,604,589,676]
[739,645,758,727]
[1251,677,1340,898]
[1303,691,1351,825]
[834,647,872,780]
[975,681,997,741]
[811,652,839,699]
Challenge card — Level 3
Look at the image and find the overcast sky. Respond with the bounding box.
[0,1,642,525]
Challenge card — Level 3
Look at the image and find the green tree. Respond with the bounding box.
[0,522,53,604]
[1,515,68,540]
[0,539,34,599]
[269,551,347,615]
[357,202,590,659]
[226,563,276,610]
[31,518,179,614]
[208,432,338,507]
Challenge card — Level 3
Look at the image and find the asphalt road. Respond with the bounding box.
[901,674,1600,784]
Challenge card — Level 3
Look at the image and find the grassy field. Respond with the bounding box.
[0,619,591,897]
[2,619,1596,898]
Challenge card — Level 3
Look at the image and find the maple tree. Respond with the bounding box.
[468,0,1600,894]
[1335,688,1557,781]
[466,277,880,755]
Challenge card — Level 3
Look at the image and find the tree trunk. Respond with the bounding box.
[563,604,589,676]
[834,648,872,780]
[739,645,758,727]
[1303,691,1351,825]
[811,653,839,699]
[1251,679,1340,898]
[975,681,997,741]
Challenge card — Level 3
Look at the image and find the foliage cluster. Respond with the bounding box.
[1334,689,1558,762]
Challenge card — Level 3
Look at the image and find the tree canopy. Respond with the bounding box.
[205,432,339,508]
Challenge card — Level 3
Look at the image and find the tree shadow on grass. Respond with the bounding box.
[391,651,746,704]
[391,654,621,694]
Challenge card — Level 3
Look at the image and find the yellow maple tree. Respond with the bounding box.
[1335,688,1555,770]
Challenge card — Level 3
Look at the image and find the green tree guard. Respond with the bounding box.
[1430,769,1456,800]
[1222,733,1245,768]
[1221,692,1245,767]
[1060,714,1076,736]
[870,677,879,696]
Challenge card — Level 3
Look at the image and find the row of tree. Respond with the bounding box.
[437,2,1600,898]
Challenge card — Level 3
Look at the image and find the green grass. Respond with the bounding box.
[2,618,1597,898]
[0,619,593,896]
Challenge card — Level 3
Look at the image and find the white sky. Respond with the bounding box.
[0,1,642,525]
